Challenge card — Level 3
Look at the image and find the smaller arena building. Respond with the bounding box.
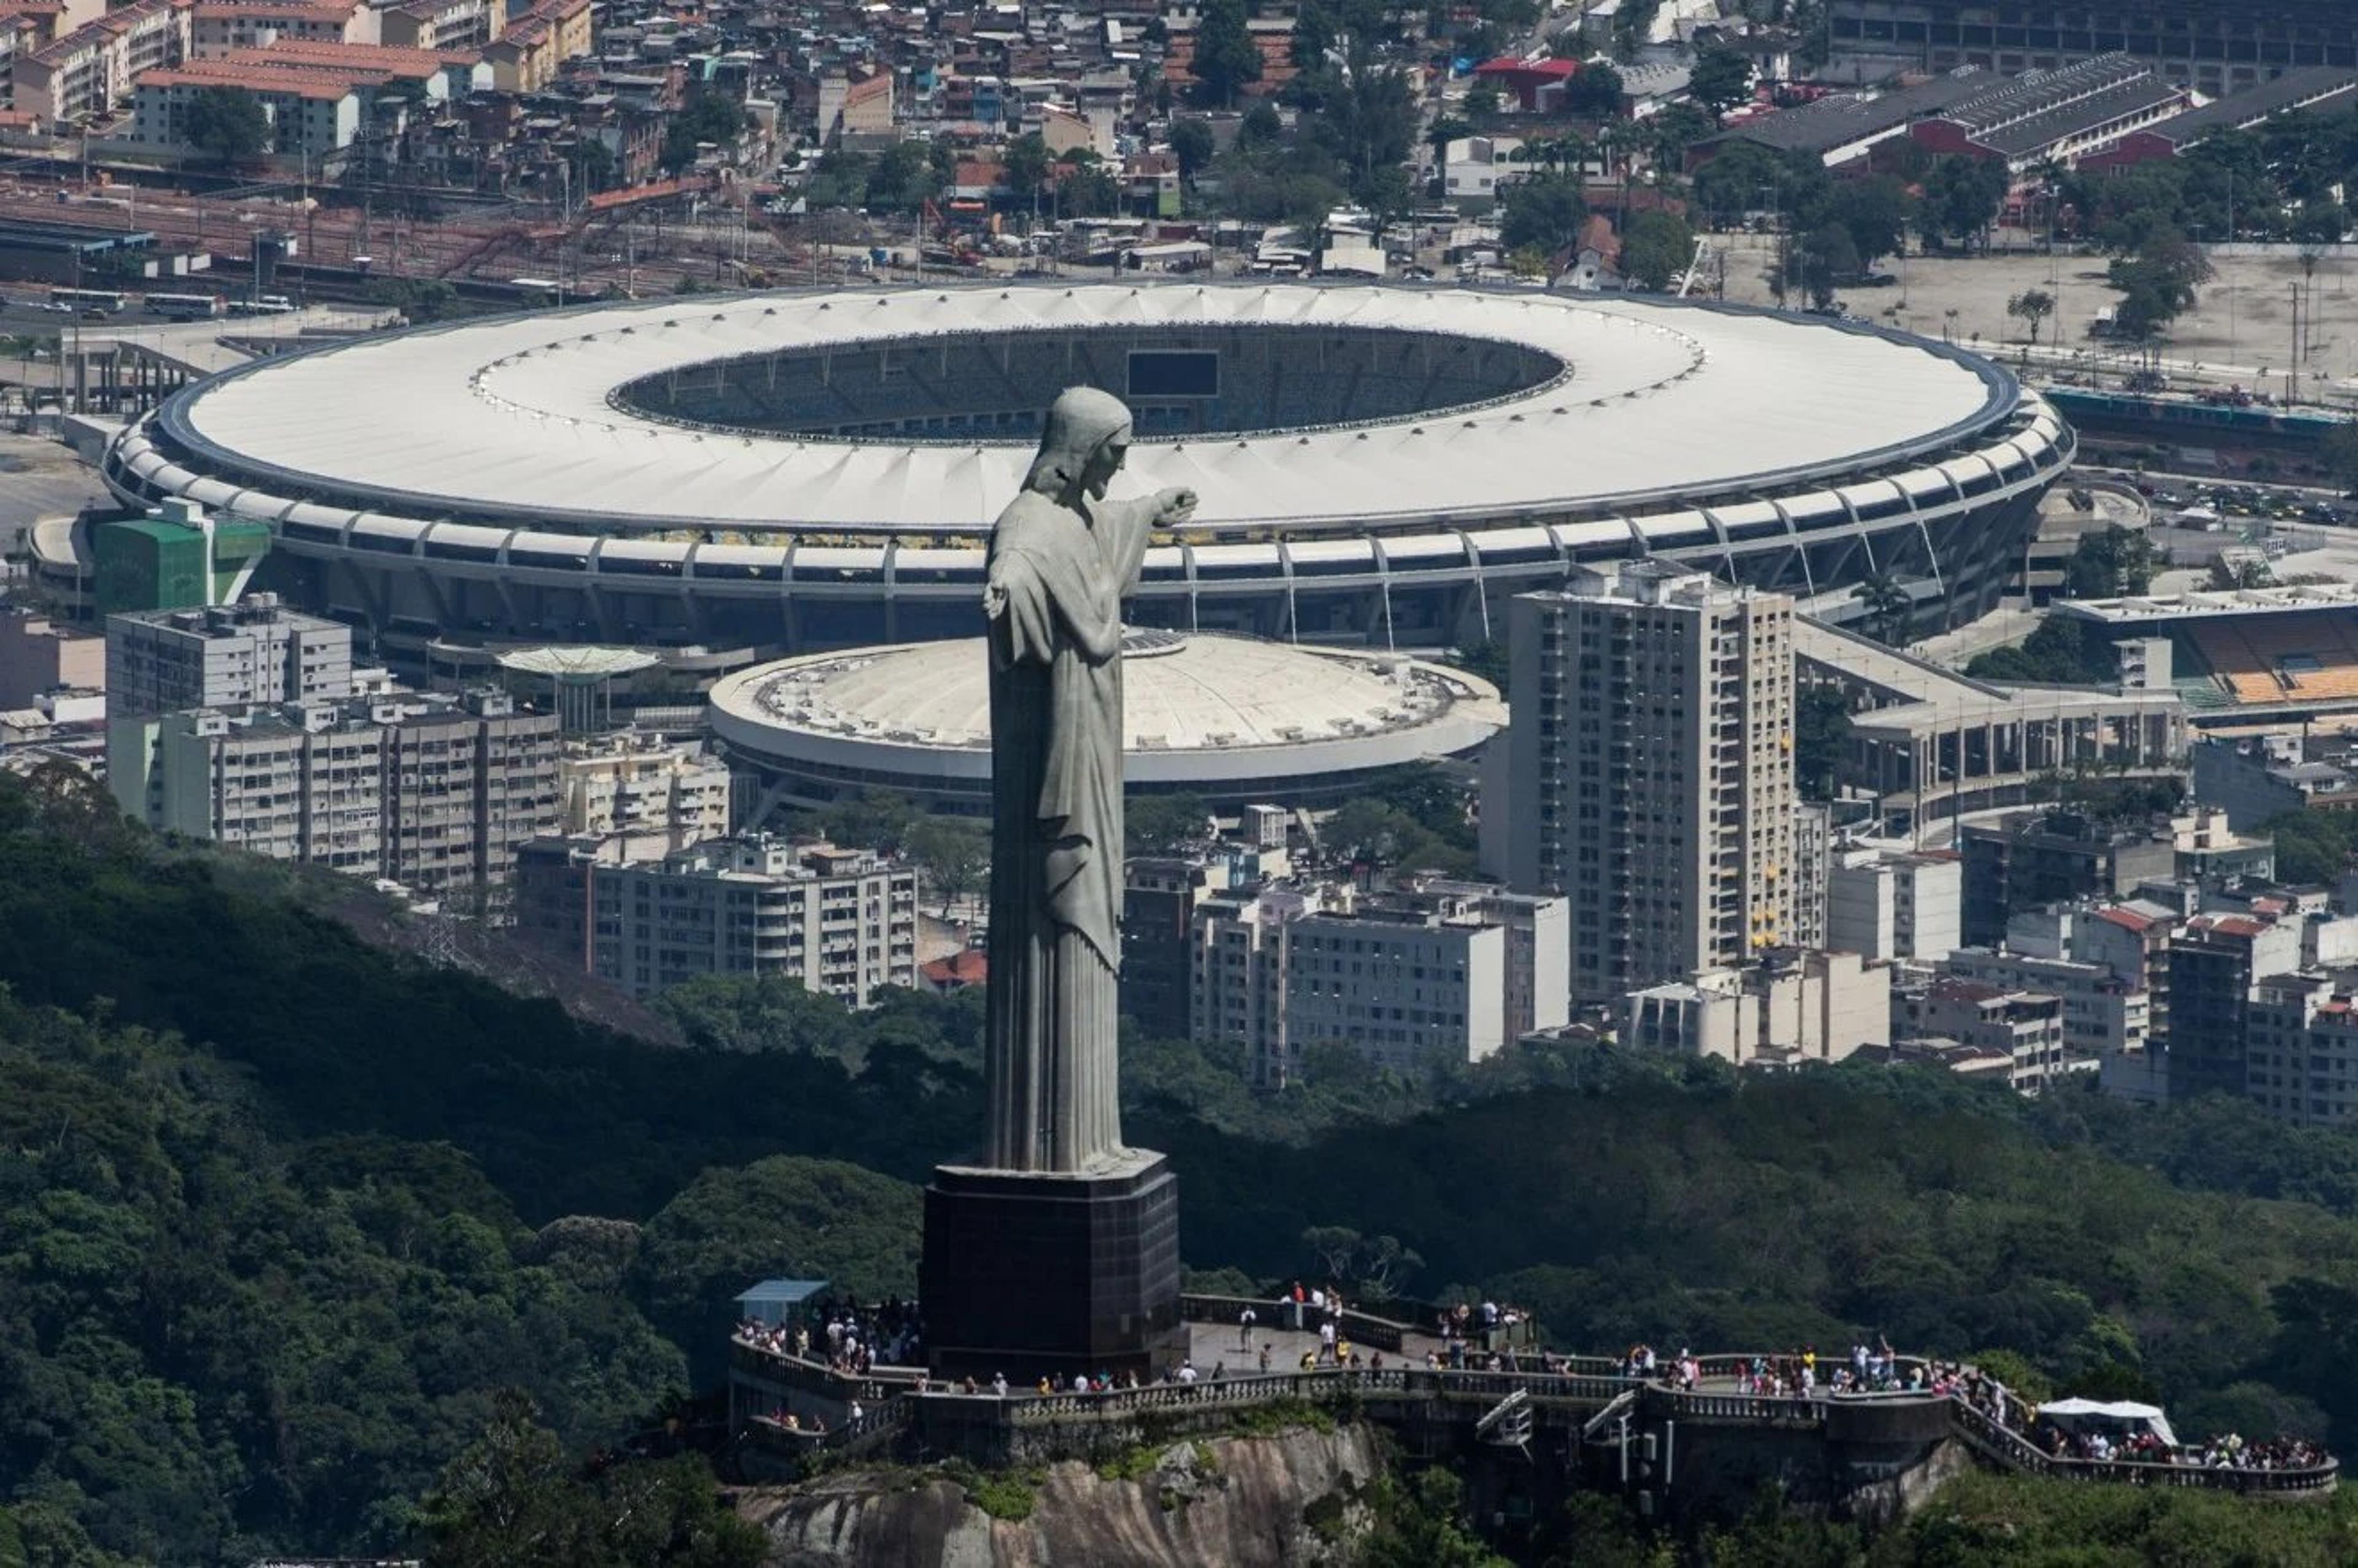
[707,631,1504,816]
[2056,583,2358,721]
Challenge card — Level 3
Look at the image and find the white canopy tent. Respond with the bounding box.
[2037,1398,2179,1449]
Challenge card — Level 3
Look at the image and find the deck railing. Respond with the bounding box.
[735,1333,2338,1496]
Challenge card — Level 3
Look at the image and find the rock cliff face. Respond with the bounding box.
[745,1424,1385,1568]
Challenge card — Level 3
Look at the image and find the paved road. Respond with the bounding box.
[0,432,107,549]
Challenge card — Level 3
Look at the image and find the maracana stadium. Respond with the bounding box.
[102,281,2071,655]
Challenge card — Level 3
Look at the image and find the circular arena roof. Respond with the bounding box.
[707,632,1505,802]
[149,282,2014,537]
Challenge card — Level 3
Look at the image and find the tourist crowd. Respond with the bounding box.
[733,1295,924,1376]
[736,1294,2330,1478]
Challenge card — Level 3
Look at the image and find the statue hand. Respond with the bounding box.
[1156,487,1198,527]
[983,581,1009,621]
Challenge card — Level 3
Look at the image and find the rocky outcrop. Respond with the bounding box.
[745,1424,1385,1568]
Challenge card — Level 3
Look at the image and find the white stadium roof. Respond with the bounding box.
[157,283,2008,536]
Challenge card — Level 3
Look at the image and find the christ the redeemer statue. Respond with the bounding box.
[981,386,1194,1174]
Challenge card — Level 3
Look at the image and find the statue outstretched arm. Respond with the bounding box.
[1099,487,1196,595]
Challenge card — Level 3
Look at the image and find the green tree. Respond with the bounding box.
[416,1391,580,1568]
[1169,117,1215,181]
[1056,161,1123,217]
[1619,208,1695,290]
[1611,0,1661,60]
[1301,1224,1425,1299]
[1641,101,1716,171]
[1191,0,1263,109]
[2108,228,2212,341]
[1964,616,2115,685]
[1449,637,1509,689]
[803,149,872,210]
[1793,685,1851,799]
[1129,791,1211,852]
[1290,0,1334,69]
[1686,43,1754,120]
[865,139,939,215]
[656,972,857,1058]
[1691,140,1786,228]
[1829,174,1910,268]
[660,89,745,174]
[810,788,922,854]
[1850,569,1910,644]
[182,86,268,166]
[2061,524,2160,599]
[1500,173,1587,255]
[903,813,987,914]
[1001,131,1050,208]
[1921,153,2007,250]
[1425,113,1473,158]
[2294,201,2348,247]
[1362,1467,1508,1568]
[2262,807,2358,885]
[569,136,619,195]
[418,1392,761,1568]
[1784,221,1859,308]
[2007,287,2056,344]
[629,1156,922,1385]
[367,276,459,323]
[1563,61,1624,119]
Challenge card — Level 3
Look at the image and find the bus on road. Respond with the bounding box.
[144,292,221,320]
[50,287,127,314]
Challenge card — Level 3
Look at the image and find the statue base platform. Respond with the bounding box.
[921,1150,1185,1383]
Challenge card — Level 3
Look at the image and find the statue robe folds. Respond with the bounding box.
[984,486,1153,1174]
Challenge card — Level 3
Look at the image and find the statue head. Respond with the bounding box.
[1024,386,1133,503]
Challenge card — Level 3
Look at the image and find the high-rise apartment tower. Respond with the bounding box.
[1503,562,1797,1005]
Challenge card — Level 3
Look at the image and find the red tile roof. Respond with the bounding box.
[922,950,986,989]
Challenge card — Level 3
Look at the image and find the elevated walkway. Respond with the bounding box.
[727,1322,2338,1502]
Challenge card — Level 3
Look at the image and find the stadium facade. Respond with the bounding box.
[101,283,2072,658]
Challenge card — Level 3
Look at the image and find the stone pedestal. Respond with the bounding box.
[921,1149,1185,1382]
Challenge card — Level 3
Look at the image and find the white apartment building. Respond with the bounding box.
[1191,882,1570,1084]
[383,691,559,893]
[1441,134,1527,203]
[123,697,387,868]
[1825,842,1964,962]
[1943,945,2150,1060]
[558,732,730,856]
[133,64,363,155]
[188,0,364,58]
[106,688,556,889]
[1192,885,1320,1077]
[106,592,352,719]
[516,836,918,1004]
[1791,802,1832,952]
[1503,563,1797,1006]
[1621,949,1887,1066]
[1899,977,2076,1095]
[2246,975,2358,1129]
[377,0,500,51]
[12,0,187,124]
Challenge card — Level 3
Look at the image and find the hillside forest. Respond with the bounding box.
[7,767,2358,1563]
